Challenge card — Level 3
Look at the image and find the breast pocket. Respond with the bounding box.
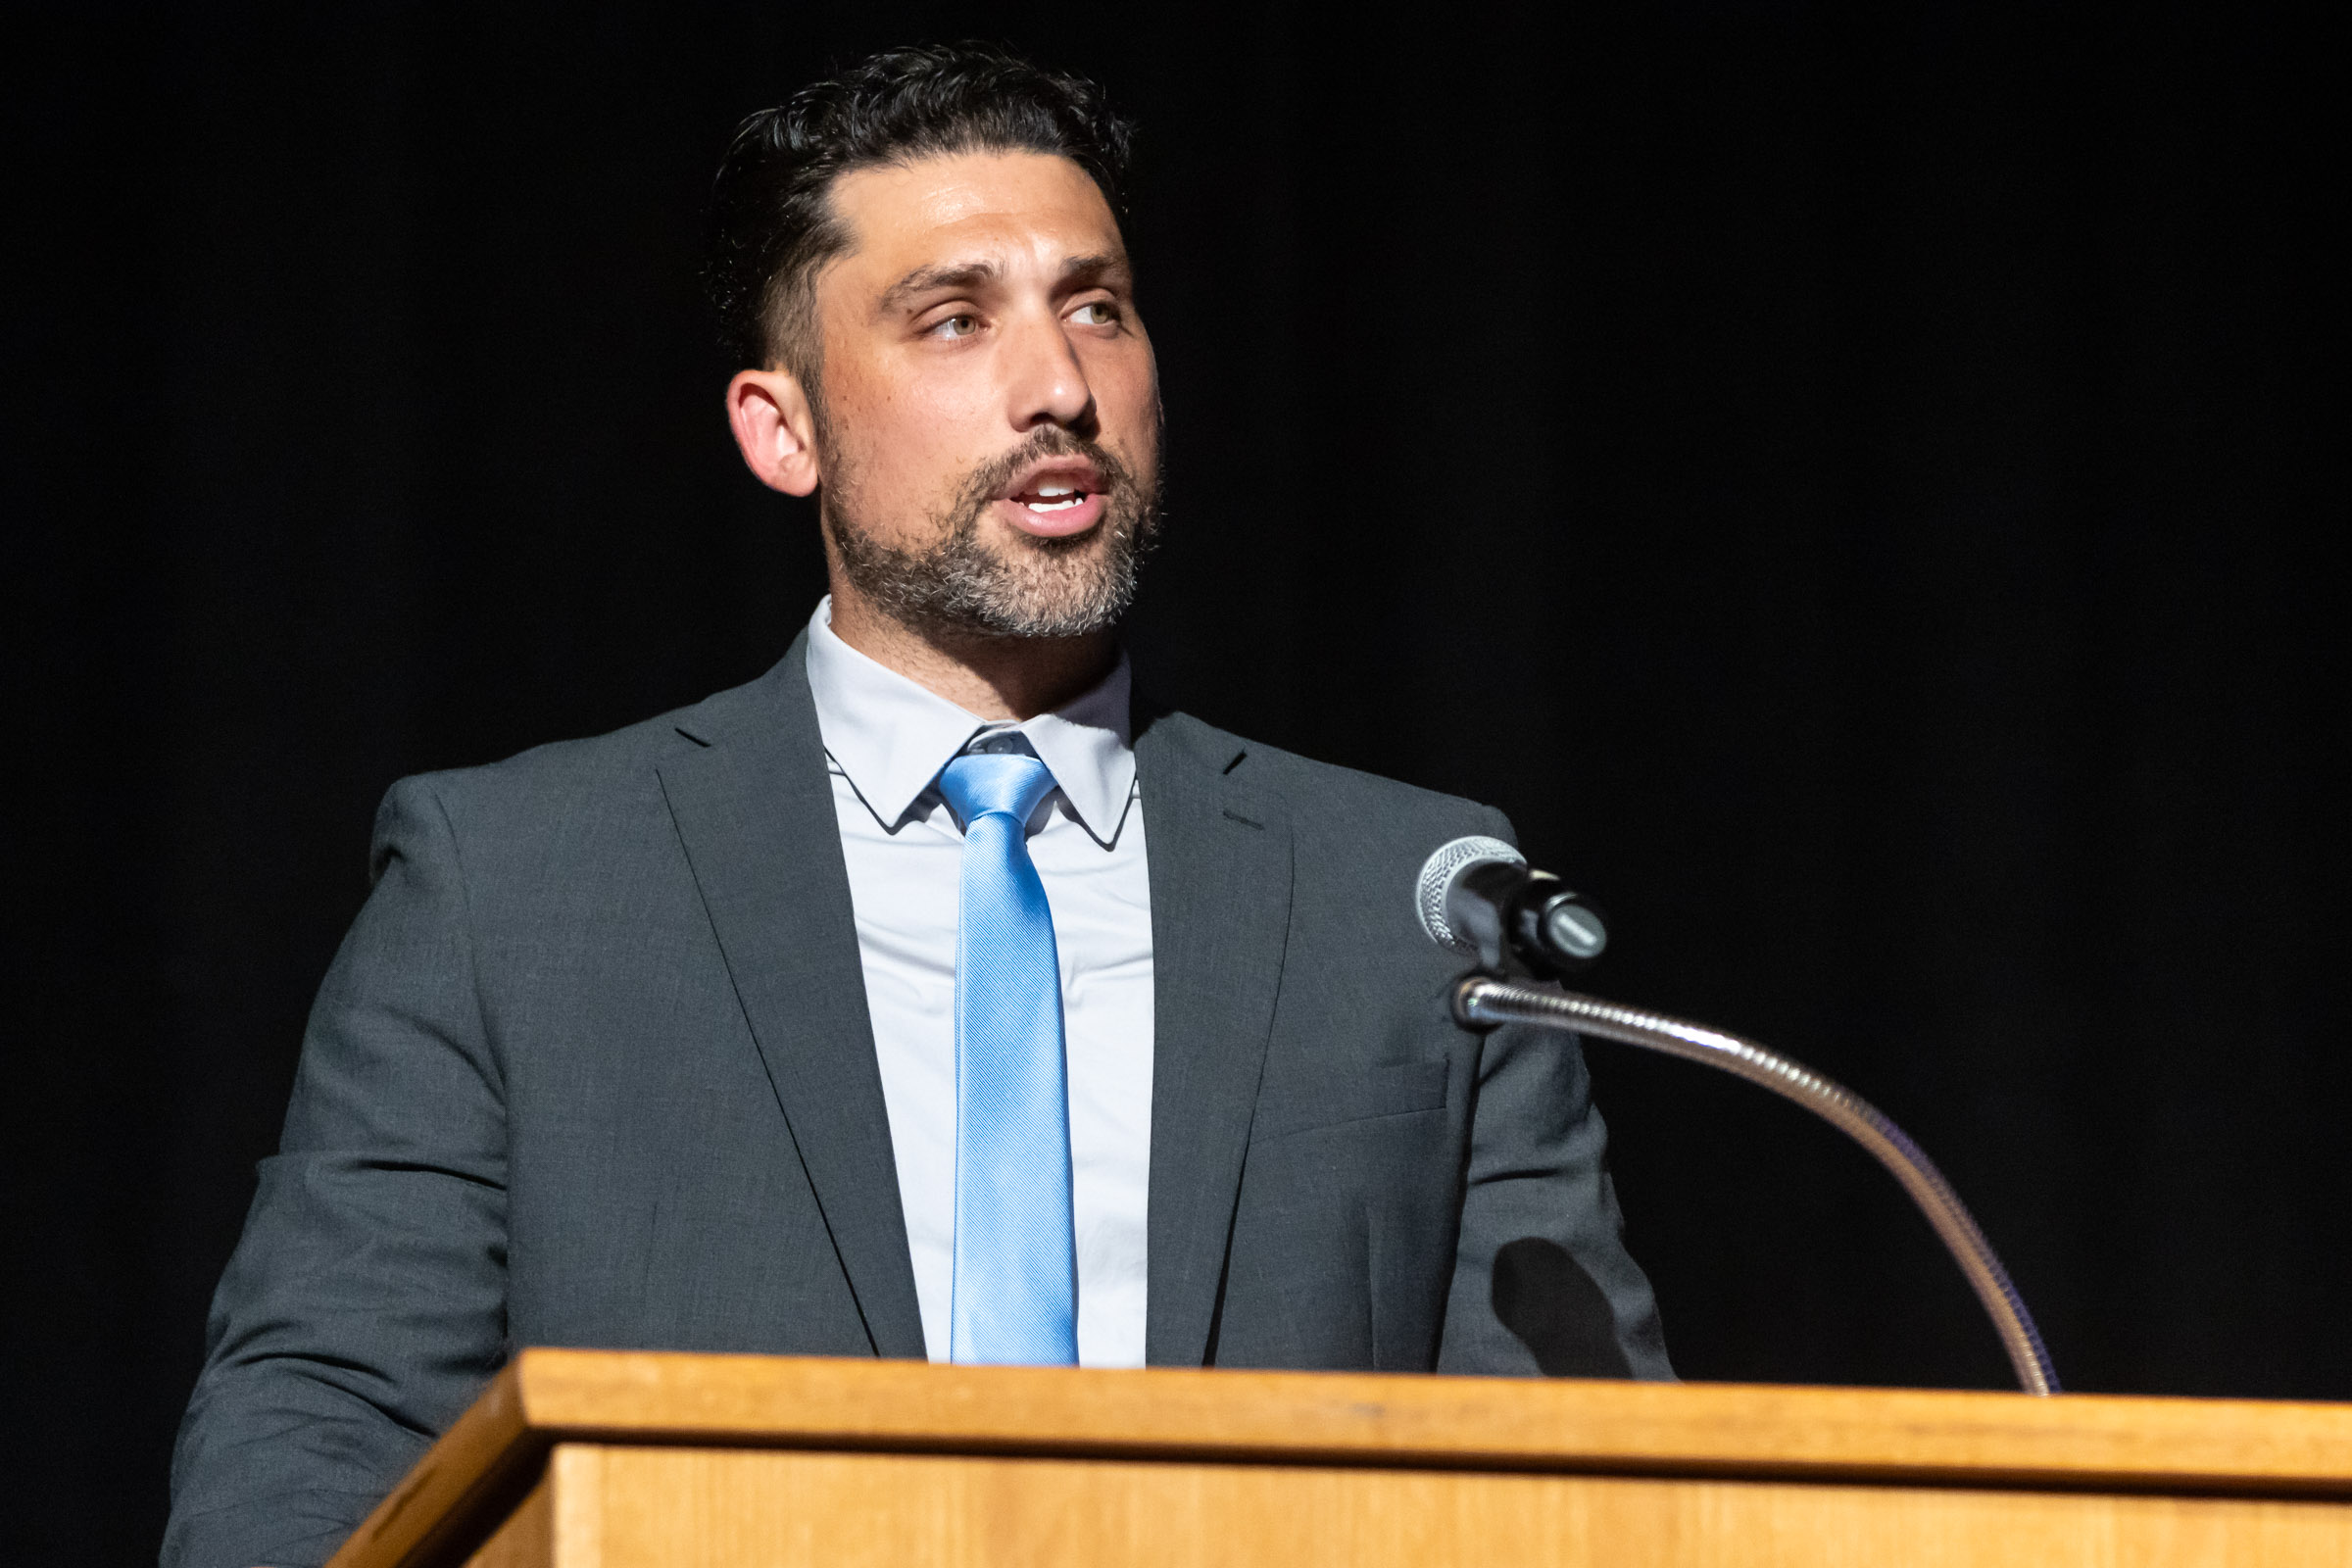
[1250,1059,1450,1143]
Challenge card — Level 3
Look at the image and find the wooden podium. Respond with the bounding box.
[325,1350,2352,1568]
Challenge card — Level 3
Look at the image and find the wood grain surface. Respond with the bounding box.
[465,1444,2352,1568]
[327,1349,2352,1568]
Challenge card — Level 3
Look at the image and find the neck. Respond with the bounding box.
[824,585,1117,722]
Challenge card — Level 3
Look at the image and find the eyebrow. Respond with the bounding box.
[1059,252,1131,290]
[875,252,1133,316]
[876,261,1001,315]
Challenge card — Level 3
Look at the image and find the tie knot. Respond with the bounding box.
[938,752,1058,829]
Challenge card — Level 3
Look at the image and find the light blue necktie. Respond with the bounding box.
[936,751,1078,1365]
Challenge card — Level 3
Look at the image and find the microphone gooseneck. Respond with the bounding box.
[1415,838,2059,1396]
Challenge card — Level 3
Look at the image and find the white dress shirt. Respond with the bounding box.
[802,599,1154,1368]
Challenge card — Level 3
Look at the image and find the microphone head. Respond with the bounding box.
[1415,835,1526,955]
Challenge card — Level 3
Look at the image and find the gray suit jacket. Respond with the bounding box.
[164,636,1670,1568]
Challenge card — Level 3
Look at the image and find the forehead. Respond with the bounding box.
[822,150,1125,298]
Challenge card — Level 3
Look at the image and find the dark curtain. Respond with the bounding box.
[6,4,2340,1560]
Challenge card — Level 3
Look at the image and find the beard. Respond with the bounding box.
[820,423,1161,640]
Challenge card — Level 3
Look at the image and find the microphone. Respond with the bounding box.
[1414,835,1608,978]
[1412,839,2061,1395]
[1412,843,2061,1396]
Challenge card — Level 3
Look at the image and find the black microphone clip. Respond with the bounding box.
[1452,861,1609,980]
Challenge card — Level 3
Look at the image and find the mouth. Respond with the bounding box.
[996,459,1109,539]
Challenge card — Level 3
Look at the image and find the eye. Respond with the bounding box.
[929,313,981,339]
[1070,301,1118,326]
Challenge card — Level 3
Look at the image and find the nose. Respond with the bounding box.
[1004,308,1097,435]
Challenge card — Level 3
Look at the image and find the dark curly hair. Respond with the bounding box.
[705,43,1136,376]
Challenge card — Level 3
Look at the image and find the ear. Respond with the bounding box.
[725,368,822,496]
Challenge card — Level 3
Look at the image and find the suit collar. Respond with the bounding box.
[666,653,1296,1369]
[659,632,927,1358]
[1133,706,1296,1367]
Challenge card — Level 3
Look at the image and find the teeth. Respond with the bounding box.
[1018,480,1086,514]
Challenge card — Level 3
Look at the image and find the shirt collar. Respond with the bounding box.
[803,597,1137,843]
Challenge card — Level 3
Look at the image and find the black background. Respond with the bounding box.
[6,3,2343,1560]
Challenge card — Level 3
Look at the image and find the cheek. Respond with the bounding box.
[1099,359,1162,468]
[823,367,993,519]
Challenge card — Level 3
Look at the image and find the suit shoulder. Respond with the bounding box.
[388,707,684,812]
[1144,710,1508,844]
[376,662,786,831]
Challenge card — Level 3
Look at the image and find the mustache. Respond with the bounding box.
[958,427,1137,508]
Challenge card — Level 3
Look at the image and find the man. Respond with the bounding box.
[165,44,1670,1568]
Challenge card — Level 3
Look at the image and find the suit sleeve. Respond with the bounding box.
[164,777,511,1568]
[1435,808,1675,1381]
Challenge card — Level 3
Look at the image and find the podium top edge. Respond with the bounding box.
[326,1349,2352,1568]
[516,1349,2352,1487]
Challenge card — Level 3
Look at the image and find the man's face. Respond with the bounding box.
[806,149,1160,639]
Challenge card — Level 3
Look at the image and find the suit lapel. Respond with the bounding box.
[657,635,926,1358]
[1137,710,1295,1366]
